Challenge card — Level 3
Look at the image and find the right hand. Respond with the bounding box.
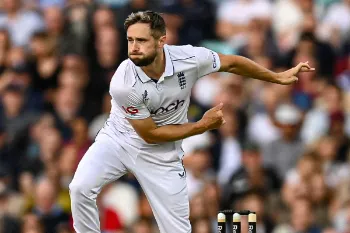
[200,103,226,131]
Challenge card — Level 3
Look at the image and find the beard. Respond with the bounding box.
[129,50,157,67]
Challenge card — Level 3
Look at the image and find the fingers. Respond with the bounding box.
[217,110,223,117]
[291,76,298,83]
[212,102,224,111]
[298,61,315,72]
[222,118,226,125]
[300,67,316,72]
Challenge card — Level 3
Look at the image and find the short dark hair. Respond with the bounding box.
[124,11,166,39]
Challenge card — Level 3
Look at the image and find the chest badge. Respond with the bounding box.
[177,72,186,90]
[142,90,149,104]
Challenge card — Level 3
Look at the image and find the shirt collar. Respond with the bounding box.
[134,44,174,83]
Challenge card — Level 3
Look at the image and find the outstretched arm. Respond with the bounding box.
[218,54,315,85]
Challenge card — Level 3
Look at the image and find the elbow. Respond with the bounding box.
[228,55,239,72]
[142,134,169,144]
[141,134,160,144]
[143,137,157,144]
[218,54,238,73]
[139,129,168,144]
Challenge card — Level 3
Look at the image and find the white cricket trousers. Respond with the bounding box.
[69,130,191,233]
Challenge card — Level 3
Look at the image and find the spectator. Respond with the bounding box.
[90,25,121,102]
[21,213,45,233]
[57,144,77,213]
[192,217,212,233]
[88,92,111,141]
[0,29,11,74]
[57,70,88,91]
[43,6,67,56]
[247,84,281,147]
[273,198,322,233]
[237,19,279,62]
[21,126,62,178]
[31,177,70,233]
[216,0,272,49]
[0,85,38,144]
[301,83,345,144]
[318,0,350,50]
[0,1,350,232]
[285,30,335,78]
[273,0,314,53]
[92,6,116,30]
[49,87,83,140]
[6,46,27,68]
[0,0,44,47]
[312,136,349,188]
[213,110,242,186]
[238,191,276,233]
[182,132,214,199]
[162,0,216,46]
[129,217,154,233]
[202,182,220,232]
[221,141,281,209]
[67,117,92,166]
[28,31,61,102]
[263,103,305,179]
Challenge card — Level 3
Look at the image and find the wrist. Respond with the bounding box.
[195,120,209,134]
[274,73,283,84]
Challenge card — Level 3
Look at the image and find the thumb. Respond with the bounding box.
[212,103,224,111]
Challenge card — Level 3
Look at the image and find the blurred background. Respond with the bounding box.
[0,0,349,232]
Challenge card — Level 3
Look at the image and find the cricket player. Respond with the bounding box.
[69,11,314,233]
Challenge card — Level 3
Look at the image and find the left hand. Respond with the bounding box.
[277,61,316,85]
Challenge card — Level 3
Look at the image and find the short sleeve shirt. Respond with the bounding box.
[102,44,220,149]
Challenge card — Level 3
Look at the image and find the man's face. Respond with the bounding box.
[127,23,162,67]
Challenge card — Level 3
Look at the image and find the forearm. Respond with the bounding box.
[146,121,207,144]
[225,55,281,84]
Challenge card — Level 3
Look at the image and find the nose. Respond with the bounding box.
[131,41,139,52]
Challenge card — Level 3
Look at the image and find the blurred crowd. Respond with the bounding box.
[0,0,349,233]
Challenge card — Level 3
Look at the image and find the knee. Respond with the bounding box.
[69,180,90,199]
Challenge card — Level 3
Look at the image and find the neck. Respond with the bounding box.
[141,49,165,79]
[282,134,297,142]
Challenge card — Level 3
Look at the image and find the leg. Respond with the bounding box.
[132,155,191,233]
[69,139,127,233]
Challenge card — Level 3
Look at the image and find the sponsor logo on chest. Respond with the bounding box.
[150,99,185,115]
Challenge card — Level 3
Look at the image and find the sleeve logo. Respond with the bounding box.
[211,51,217,69]
[122,106,139,115]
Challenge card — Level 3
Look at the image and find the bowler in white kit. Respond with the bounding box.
[69,11,315,233]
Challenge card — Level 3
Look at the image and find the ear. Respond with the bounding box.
[158,35,166,48]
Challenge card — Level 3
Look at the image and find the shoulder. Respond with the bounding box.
[166,44,216,63]
[111,59,135,86]
[110,60,138,97]
[166,44,198,61]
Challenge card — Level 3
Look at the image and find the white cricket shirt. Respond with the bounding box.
[98,44,221,160]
